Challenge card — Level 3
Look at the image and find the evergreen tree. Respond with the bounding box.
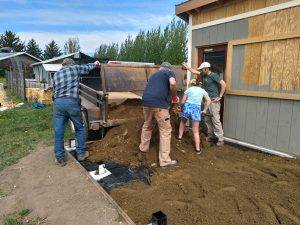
[26,39,43,59]
[0,31,25,52]
[43,40,62,60]
[64,37,80,54]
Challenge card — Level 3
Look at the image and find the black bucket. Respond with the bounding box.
[151,211,167,225]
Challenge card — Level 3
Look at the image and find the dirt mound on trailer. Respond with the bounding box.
[108,98,143,120]
[87,100,300,225]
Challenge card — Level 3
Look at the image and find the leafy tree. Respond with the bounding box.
[95,43,119,61]
[131,31,146,62]
[144,27,166,64]
[0,31,25,52]
[64,37,80,54]
[94,18,188,65]
[162,19,187,65]
[26,39,43,59]
[43,40,62,60]
[106,43,119,60]
[95,44,108,59]
[118,35,134,61]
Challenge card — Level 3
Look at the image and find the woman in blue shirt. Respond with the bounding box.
[177,79,211,154]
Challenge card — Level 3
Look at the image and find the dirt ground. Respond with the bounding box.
[0,145,133,225]
[88,100,300,225]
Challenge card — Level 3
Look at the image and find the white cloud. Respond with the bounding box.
[0,9,172,29]
[18,30,138,53]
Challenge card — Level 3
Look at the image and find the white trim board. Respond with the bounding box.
[192,0,300,31]
[187,14,193,88]
[224,137,296,158]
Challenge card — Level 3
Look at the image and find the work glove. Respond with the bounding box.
[171,95,180,103]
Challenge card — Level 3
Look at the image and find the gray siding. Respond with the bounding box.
[224,95,300,156]
[191,19,249,65]
[192,18,300,156]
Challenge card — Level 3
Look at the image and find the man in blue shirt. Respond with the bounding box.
[52,58,100,166]
[139,62,179,168]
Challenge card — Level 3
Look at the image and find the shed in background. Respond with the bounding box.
[31,52,95,86]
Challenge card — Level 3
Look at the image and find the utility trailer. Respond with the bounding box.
[76,62,186,139]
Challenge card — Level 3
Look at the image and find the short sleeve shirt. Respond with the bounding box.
[184,86,208,105]
[203,72,221,98]
[142,70,176,109]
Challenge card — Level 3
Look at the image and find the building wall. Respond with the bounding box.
[192,0,292,26]
[191,18,249,65]
[191,3,300,156]
[224,95,300,156]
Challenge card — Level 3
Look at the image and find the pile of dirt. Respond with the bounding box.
[87,100,300,225]
[108,98,143,120]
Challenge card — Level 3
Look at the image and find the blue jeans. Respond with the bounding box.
[53,98,86,160]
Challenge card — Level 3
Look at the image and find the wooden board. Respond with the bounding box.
[259,11,277,86]
[226,31,300,100]
[248,14,265,37]
[259,42,273,86]
[227,89,300,100]
[248,43,262,85]
[190,0,295,26]
[282,39,299,90]
[270,40,286,90]
[296,41,300,89]
[241,44,252,85]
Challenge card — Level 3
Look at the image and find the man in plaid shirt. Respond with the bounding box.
[53,58,100,166]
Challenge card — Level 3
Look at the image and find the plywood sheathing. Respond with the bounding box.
[192,0,292,26]
[259,10,277,86]
[242,15,265,85]
[241,6,300,91]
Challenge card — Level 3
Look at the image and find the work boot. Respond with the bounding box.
[137,150,146,163]
[205,136,213,142]
[55,158,67,167]
[161,160,178,169]
[216,141,224,147]
[77,151,89,161]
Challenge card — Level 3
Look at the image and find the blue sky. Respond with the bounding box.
[0,0,185,54]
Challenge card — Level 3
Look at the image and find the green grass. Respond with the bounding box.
[4,88,23,104]
[2,209,44,225]
[0,104,54,171]
[0,76,5,85]
[3,209,31,225]
[0,189,8,198]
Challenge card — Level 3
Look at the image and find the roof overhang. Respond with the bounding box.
[31,52,94,67]
[175,0,220,22]
[42,64,62,72]
[0,52,42,62]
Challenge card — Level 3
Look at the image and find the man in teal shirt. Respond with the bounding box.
[182,62,226,146]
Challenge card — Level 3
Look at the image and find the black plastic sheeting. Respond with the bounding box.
[71,151,153,192]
